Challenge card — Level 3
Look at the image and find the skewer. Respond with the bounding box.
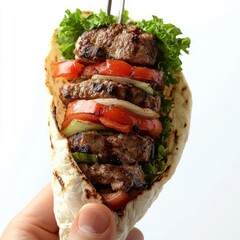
[107,0,126,23]
[107,0,112,15]
[118,0,126,23]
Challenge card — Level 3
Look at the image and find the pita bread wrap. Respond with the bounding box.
[45,9,191,240]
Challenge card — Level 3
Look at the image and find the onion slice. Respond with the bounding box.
[62,119,108,137]
[92,74,154,95]
[94,98,160,118]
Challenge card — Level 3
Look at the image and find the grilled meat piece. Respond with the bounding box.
[60,79,161,112]
[80,163,147,191]
[68,132,154,164]
[106,134,154,164]
[74,24,158,66]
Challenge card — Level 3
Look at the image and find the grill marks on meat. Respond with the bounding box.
[60,79,161,112]
[74,24,158,66]
[69,132,152,192]
[107,134,154,164]
[68,132,154,165]
[80,163,146,192]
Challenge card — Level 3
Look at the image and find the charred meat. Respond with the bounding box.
[74,24,158,66]
[68,132,154,165]
[60,79,161,112]
[80,163,147,192]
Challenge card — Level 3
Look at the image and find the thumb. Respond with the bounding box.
[68,203,116,240]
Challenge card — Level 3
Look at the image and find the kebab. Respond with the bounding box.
[45,8,191,240]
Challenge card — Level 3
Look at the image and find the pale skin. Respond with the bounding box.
[1,184,144,240]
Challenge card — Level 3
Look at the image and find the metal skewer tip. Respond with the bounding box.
[107,0,126,23]
[118,0,126,23]
[107,0,112,15]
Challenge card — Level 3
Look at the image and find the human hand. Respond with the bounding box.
[1,184,144,240]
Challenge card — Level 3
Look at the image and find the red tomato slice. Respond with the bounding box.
[82,62,102,76]
[66,100,102,116]
[100,105,162,138]
[64,100,162,137]
[82,59,133,78]
[99,59,133,77]
[99,116,132,133]
[53,60,84,81]
[61,113,101,130]
[54,59,163,84]
[132,66,163,85]
[101,191,130,211]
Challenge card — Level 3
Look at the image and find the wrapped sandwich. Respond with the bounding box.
[45,9,191,240]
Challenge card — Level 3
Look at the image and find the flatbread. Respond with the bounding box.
[45,30,192,240]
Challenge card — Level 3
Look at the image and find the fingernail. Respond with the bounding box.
[78,205,110,235]
[126,228,144,240]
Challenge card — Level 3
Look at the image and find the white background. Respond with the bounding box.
[0,0,240,239]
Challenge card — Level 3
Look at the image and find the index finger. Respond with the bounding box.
[1,183,59,240]
[20,183,58,234]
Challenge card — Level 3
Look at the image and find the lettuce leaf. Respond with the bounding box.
[56,9,117,59]
[136,16,190,85]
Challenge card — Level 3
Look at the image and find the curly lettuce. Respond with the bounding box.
[56,9,117,59]
[136,16,190,85]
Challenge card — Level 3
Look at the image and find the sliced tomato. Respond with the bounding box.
[64,100,162,137]
[82,59,162,84]
[99,59,133,77]
[132,66,163,85]
[53,59,163,84]
[82,62,102,76]
[101,191,130,211]
[82,59,133,78]
[100,105,162,138]
[66,100,102,116]
[99,116,132,133]
[61,113,100,130]
[53,60,84,81]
